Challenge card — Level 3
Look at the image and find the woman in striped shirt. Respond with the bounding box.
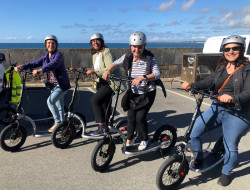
[103,31,160,151]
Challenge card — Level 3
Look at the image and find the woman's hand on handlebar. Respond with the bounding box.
[181,82,191,91]
[102,70,110,80]
[86,69,95,76]
[132,76,144,86]
[14,65,24,72]
[217,94,233,103]
[32,69,42,76]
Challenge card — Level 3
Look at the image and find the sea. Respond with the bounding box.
[0,42,204,49]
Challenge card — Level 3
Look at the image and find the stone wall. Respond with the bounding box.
[0,47,202,81]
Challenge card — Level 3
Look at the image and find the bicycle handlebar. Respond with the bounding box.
[109,74,132,82]
[189,88,235,107]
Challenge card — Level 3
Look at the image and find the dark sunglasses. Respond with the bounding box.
[223,46,240,52]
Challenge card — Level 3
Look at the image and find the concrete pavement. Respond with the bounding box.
[0,81,249,190]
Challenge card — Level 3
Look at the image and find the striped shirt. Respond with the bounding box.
[113,54,160,94]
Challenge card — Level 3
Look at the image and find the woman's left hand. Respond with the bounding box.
[132,76,144,86]
[218,94,233,103]
[32,69,42,76]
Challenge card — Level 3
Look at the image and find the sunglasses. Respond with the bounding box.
[223,46,240,52]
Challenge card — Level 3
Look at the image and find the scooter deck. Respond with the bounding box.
[27,113,53,121]
[190,151,224,173]
[123,140,169,156]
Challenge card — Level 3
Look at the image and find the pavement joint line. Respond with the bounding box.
[157,86,211,107]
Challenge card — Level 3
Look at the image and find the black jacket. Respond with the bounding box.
[191,64,250,108]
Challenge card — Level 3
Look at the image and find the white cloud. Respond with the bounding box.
[156,0,176,12]
[181,0,195,11]
[219,12,233,23]
[26,36,33,40]
[199,8,211,13]
[4,37,17,40]
[241,6,250,14]
[165,19,179,26]
[209,16,218,23]
[242,14,250,26]
[227,20,239,27]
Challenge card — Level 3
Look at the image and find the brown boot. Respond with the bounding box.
[48,123,60,133]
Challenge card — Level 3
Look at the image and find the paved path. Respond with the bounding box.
[0,81,249,190]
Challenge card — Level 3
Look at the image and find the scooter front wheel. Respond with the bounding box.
[156,155,189,190]
[91,137,116,172]
[0,122,27,151]
[0,106,16,125]
[51,123,76,149]
[70,112,86,137]
[153,124,177,154]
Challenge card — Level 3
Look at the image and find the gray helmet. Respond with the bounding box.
[45,35,58,43]
[129,31,147,45]
[90,33,104,41]
[221,35,245,48]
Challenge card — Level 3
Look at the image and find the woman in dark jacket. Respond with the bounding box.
[15,35,70,132]
[182,35,250,186]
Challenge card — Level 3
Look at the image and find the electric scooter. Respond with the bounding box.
[91,75,177,172]
[0,69,86,151]
[156,89,226,190]
[51,71,132,148]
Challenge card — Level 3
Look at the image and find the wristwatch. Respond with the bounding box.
[143,75,147,80]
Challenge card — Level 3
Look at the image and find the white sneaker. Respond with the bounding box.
[138,140,149,151]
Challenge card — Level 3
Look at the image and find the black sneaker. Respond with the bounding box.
[194,159,203,168]
[217,173,232,186]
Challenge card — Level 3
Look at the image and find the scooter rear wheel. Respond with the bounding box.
[51,123,76,149]
[115,117,139,143]
[153,124,177,154]
[0,122,27,152]
[156,155,189,190]
[91,137,115,172]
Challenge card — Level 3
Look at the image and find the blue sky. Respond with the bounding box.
[1,0,250,43]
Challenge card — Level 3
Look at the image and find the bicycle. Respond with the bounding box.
[91,75,177,172]
[156,89,226,190]
[0,69,86,151]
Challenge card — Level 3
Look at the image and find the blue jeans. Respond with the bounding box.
[47,85,68,124]
[190,102,250,175]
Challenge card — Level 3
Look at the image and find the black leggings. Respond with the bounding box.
[91,85,114,123]
[127,90,156,141]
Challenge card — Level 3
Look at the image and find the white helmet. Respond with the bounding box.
[90,33,104,41]
[221,35,245,48]
[129,31,147,45]
[45,35,58,43]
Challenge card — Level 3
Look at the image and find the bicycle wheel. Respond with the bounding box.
[91,137,116,172]
[115,117,139,143]
[156,155,189,190]
[153,124,177,154]
[0,122,27,151]
[69,112,86,137]
[51,123,76,149]
[0,106,16,125]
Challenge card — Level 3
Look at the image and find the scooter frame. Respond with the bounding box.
[0,69,86,151]
[156,89,226,190]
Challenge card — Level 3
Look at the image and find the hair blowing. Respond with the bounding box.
[215,44,249,71]
[90,39,107,55]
